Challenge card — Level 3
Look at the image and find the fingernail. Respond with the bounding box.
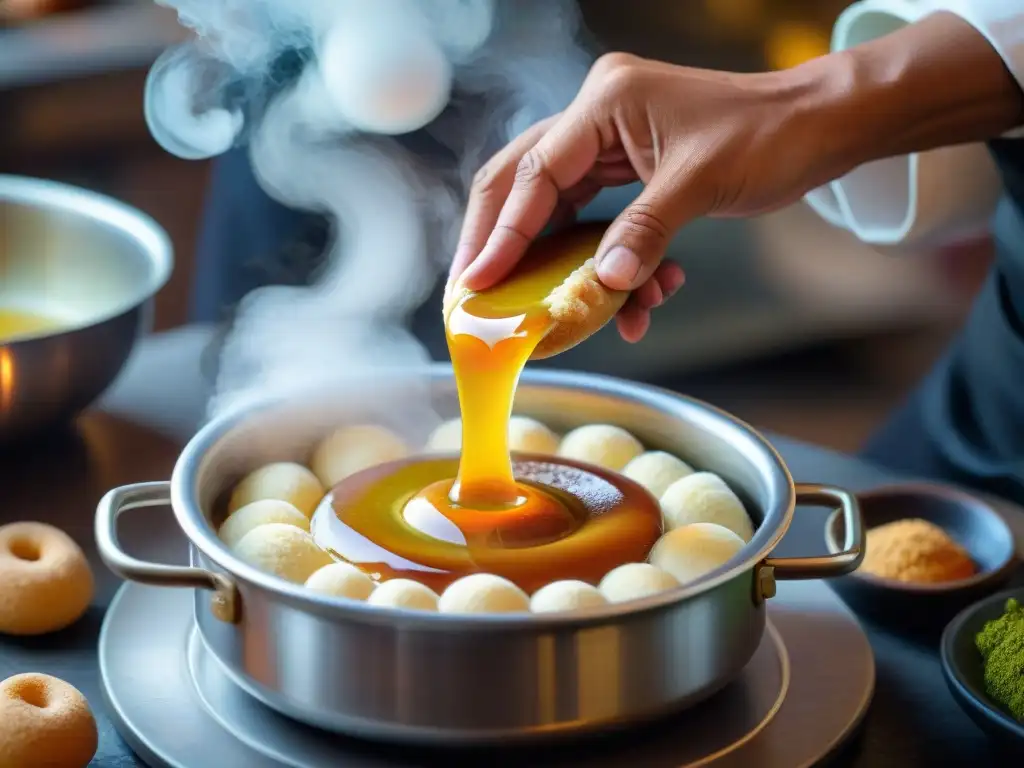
[664,271,685,298]
[449,245,471,278]
[597,246,641,288]
[461,242,499,289]
[454,241,472,263]
[460,259,483,289]
[650,284,665,308]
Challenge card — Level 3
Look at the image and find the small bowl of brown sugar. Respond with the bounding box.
[825,483,1019,632]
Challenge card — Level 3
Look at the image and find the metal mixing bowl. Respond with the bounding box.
[96,367,863,744]
[0,175,173,442]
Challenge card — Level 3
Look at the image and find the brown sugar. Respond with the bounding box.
[860,518,976,584]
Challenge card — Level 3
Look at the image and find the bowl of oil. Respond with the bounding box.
[0,175,172,442]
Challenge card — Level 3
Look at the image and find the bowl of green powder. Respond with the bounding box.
[942,588,1024,752]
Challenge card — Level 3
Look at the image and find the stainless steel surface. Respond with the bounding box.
[95,367,863,742]
[99,577,874,767]
[0,174,173,441]
[765,483,865,579]
[96,481,238,622]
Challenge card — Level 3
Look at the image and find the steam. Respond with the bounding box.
[145,0,592,434]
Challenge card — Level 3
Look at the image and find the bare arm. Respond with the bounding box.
[452,10,1024,341]
[815,12,1023,176]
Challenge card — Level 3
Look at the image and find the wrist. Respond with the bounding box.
[797,11,1024,179]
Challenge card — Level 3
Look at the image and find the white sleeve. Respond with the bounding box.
[803,0,1024,248]
[940,0,1024,129]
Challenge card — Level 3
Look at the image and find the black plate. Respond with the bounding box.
[941,587,1024,753]
[825,483,1018,634]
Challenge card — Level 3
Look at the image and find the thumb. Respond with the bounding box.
[595,172,696,291]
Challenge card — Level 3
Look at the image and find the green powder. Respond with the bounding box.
[975,598,1024,722]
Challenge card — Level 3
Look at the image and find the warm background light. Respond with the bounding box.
[765,22,831,70]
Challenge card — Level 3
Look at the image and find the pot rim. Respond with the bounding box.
[170,365,795,630]
[0,173,174,337]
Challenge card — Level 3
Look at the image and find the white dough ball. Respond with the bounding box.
[425,418,462,452]
[304,562,376,600]
[310,424,408,488]
[438,574,530,614]
[622,451,694,498]
[557,424,644,471]
[229,462,324,519]
[530,580,607,613]
[233,524,333,584]
[598,563,679,603]
[649,523,746,584]
[508,416,559,455]
[659,472,755,542]
[218,499,309,549]
[367,579,439,611]
[426,416,559,455]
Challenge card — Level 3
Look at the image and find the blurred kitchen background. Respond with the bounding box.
[0,0,991,452]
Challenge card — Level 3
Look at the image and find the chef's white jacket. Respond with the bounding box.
[805,0,1024,247]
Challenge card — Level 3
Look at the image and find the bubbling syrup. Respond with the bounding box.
[310,225,663,593]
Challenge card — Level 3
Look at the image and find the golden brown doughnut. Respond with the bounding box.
[533,255,629,359]
[0,522,93,636]
[443,223,629,360]
[0,673,98,768]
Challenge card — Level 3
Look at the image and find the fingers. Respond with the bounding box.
[450,115,559,287]
[461,112,603,291]
[616,306,651,343]
[546,175,605,233]
[615,261,685,343]
[594,166,698,292]
[654,261,685,298]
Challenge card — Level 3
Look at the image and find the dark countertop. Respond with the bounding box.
[1,326,1019,766]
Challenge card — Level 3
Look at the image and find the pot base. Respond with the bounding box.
[99,579,873,767]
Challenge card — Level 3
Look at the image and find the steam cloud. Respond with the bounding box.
[145,0,592,434]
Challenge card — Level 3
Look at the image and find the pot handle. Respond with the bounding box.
[95,481,238,623]
[763,483,864,581]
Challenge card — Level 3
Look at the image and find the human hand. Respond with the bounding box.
[450,8,1023,343]
[448,52,844,342]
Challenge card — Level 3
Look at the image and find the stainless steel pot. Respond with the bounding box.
[95,367,863,744]
[0,175,173,442]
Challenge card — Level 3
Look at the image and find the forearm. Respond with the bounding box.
[804,11,1024,180]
